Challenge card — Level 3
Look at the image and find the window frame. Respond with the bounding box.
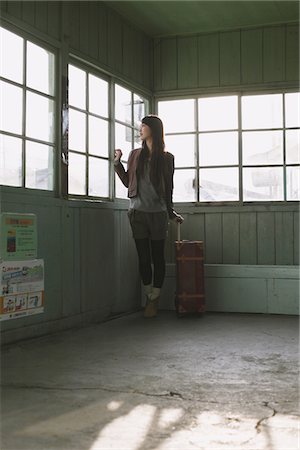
[155,88,300,206]
[0,23,58,192]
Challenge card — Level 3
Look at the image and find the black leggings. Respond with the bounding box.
[134,238,166,288]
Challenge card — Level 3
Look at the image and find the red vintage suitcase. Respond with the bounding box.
[174,222,205,316]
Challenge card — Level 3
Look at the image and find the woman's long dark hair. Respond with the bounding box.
[137,115,167,196]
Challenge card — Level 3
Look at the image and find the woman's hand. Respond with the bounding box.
[173,214,184,224]
[114,149,123,162]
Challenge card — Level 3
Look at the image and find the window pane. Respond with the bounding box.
[115,123,132,161]
[89,116,108,157]
[133,93,147,127]
[286,130,300,164]
[285,92,300,128]
[200,168,239,201]
[243,167,283,201]
[115,84,131,124]
[0,134,22,186]
[198,96,238,131]
[158,99,195,133]
[242,94,283,130]
[88,74,108,117]
[27,41,55,95]
[164,134,195,167]
[69,109,86,152]
[199,131,238,166]
[0,81,23,134]
[115,161,128,199]
[26,92,55,143]
[69,152,86,195]
[88,157,109,197]
[0,27,23,83]
[173,169,196,202]
[286,166,300,201]
[25,141,53,190]
[242,131,283,165]
[68,65,86,109]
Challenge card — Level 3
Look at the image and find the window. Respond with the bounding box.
[114,83,149,199]
[68,64,109,197]
[158,91,300,203]
[0,26,55,190]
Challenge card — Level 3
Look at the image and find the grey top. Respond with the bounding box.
[129,159,167,212]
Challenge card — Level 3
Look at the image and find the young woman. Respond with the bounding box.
[114,114,184,318]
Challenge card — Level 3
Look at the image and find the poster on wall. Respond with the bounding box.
[0,213,37,261]
[0,259,44,321]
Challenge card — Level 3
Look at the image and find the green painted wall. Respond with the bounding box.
[153,23,299,92]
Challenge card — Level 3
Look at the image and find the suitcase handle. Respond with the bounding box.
[177,220,181,241]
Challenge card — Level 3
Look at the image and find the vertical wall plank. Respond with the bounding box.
[107,9,123,74]
[294,212,299,265]
[241,28,263,84]
[69,1,80,50]
[97,2,108,66]
[123,24,143,82]
[240,212,257,264]
[88,1,99,61]
[0,1,8,13]
[178,36,198,88]
[222,213,240,263]
[143,36,152,90]
[22,1,35,26]
[153,38,162,91]
[35,1,48,34]
[220,30,241,85]
[198,33,219,87]
[257,212,275,264]
[275,212,294,264]
[6,1,22,19]
[263,26,285,82]
[161,37,177,90]
[205,213,222,263]
[286,24,299,81]
[79,1,89,56]
[47,1,61,41]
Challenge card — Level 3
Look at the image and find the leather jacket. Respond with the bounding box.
[114,148,178,220]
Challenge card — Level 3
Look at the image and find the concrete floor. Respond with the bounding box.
[1,311,299,450]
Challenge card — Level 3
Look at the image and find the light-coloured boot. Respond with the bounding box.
[144,287,160,318]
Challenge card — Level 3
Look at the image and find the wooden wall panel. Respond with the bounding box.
[97,2,108,66]
[239,212,257,264]
[153,38,162,90]
[263,26,285,82]
[220,30,241,85]
[205,213,222,263]
[275,211,294,264]
[198,33,219,87]
[79,1,89,57]
[107,8,123,74]
[257,212,275,264]
[241,28,263,84]
[294,212,299,265]
[21,0,35,27]
[286,24,300,81]
[88,1,99,61]
[222,213,240,263]
[178,36,198,88]
[35,1,48,34]
[6,1,22,19]
[47,1,60,40]
[161,37,177,90]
